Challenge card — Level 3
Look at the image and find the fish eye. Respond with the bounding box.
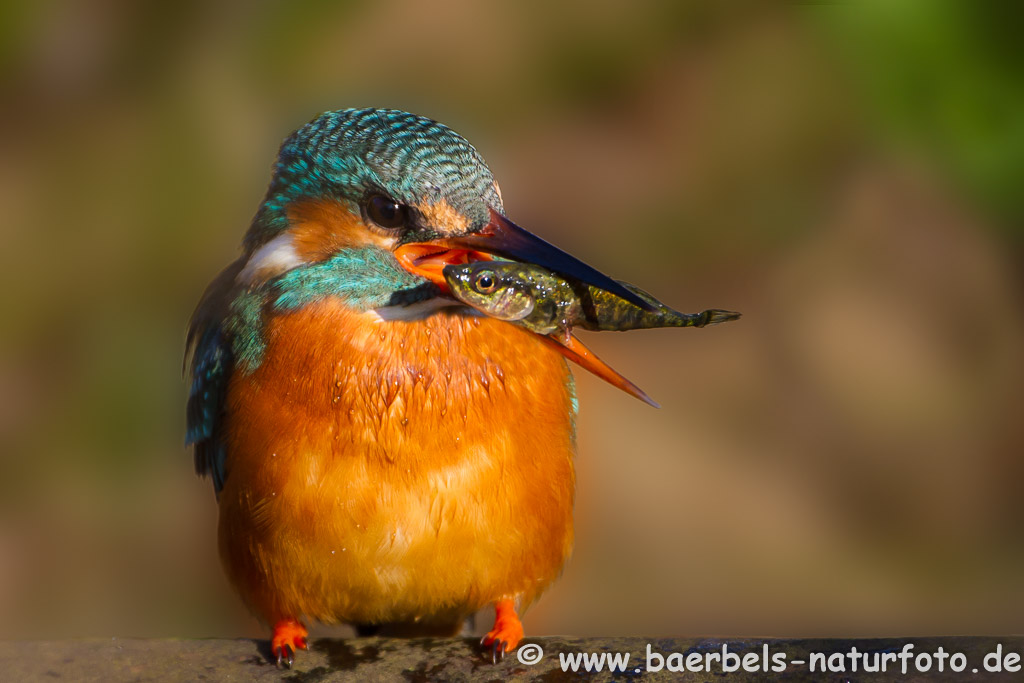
[365,194,408,229]
[473,270,497,294]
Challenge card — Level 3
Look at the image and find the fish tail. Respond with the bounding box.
[698,309,742,327]
[657,308,742,328]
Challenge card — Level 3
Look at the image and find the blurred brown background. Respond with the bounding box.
[1,0,1022,640]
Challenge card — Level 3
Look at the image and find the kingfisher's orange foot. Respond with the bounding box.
[271,618,308,668]
[480,599,524,664]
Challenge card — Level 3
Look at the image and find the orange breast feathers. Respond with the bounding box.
[218,299,577,627]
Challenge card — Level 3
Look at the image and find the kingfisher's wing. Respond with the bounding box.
[185,259,243,496]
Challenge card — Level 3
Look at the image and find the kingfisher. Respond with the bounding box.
[185,108,656,666]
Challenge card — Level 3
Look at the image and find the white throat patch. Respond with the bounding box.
[237,233,303,285]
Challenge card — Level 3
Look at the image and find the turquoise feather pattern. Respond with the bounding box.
[274,247,434,313]
[224,289,268,374]
[249,109,504,250]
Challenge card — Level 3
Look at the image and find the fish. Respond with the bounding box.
[442,260,741,341]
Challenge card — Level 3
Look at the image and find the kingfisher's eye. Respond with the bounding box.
[365,194,408,229]
[473,270,497,294]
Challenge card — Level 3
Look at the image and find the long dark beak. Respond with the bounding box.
[393,209,654,311]
[454,209,654,310]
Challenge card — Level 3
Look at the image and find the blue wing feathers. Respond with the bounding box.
[186,325,230,493]
[185,258,245,496]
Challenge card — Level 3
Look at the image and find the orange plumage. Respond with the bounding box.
[217,300,576,632]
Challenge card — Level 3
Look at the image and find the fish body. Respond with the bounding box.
[443,261,581,337]
[443,261,741,338]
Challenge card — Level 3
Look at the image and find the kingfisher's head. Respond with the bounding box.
[237,108,646,312]
[191,108,662,404]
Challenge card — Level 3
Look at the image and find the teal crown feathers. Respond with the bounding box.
[247,108,504,250]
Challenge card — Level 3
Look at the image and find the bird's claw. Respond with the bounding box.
[274,643,294,669]
[480,634,509,664]
[492,638,507,664]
